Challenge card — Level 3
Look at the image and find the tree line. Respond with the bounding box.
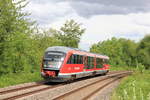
[90,36,150,69]
[0,0,85,75]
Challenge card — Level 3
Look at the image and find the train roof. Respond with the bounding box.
[45,46,109,59]
[46,46,78,53]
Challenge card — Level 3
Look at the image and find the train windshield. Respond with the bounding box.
[43,52,65,69]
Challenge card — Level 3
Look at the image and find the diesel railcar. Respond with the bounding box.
[41,46,110,82]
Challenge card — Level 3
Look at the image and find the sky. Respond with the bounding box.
[25,0,150,51]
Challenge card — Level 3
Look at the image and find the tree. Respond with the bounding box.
[33,29,62,54]
[90,37,137,67]
[53,19,85,48]
[90,37,123,66]
[137,35,150,69]
[0,0,35,74]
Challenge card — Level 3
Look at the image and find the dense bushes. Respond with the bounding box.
[90,36,150,69]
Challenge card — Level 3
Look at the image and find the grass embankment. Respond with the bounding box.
[111,67,150,100]
[0,71,42,88]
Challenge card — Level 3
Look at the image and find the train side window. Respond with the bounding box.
[67,54,75,64]
[81,56,83,64]
[75,55,80,64]
[84,56,95,69]
[78,55,81,64]
[84,56,87,66]
[96,58,103,68]
[87,56,90,69]
[73,55,77,64]
[75,55,83,64]
[91,57,94,68]
[86,56,94,69]
[76,55,80,64]
[67,54,83,64]
[78,55,83,64]
[67,55,72,64]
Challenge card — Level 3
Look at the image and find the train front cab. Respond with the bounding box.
[41,51,68,82]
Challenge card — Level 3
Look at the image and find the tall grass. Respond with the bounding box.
[111,69,150,100]
[0,71,42,88]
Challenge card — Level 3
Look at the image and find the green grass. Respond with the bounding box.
[111,69,150,100]
[0,71,43,88]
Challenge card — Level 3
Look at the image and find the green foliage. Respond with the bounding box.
[136,63,145,74]
[52,19,85,48]
[137,35,150,69]
[0,0,35,74]
[111,70,150,100]
[0,71,42,88]
[90,37,138,67]
[33,30,62,53]
[90,36,150,70]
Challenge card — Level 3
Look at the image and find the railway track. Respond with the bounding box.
[0,81,63,100]
[0,71,132,100]
[0,83,44,95]
[53,71,131,100]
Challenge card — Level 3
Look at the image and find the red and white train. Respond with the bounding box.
[41,46,110,82]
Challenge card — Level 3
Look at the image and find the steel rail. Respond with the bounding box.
[2,84,63,100]
[53,71,131,100]
[82,74,128,100]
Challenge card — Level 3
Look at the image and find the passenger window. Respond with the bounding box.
[87,56,90,68]
[86,56,94,69]
[67,54,83,64]
[76,55,80,64]
[78,55,83,64]
[80,56,83,64]
[73,55,77,64]
[67,54,74,64]
[91,57,94,68]
[84,56,87,66]
[67,55,70,64]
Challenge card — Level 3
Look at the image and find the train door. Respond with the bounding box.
[83,55,87,71]
[83,56,95,70]
[96,58,103,69]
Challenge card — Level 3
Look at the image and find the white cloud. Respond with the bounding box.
[70,0,150,17]
[48,13,150,50]
[24,0,150,50]
[25,1,74,27]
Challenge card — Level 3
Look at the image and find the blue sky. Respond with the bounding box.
[25,0,150,50]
